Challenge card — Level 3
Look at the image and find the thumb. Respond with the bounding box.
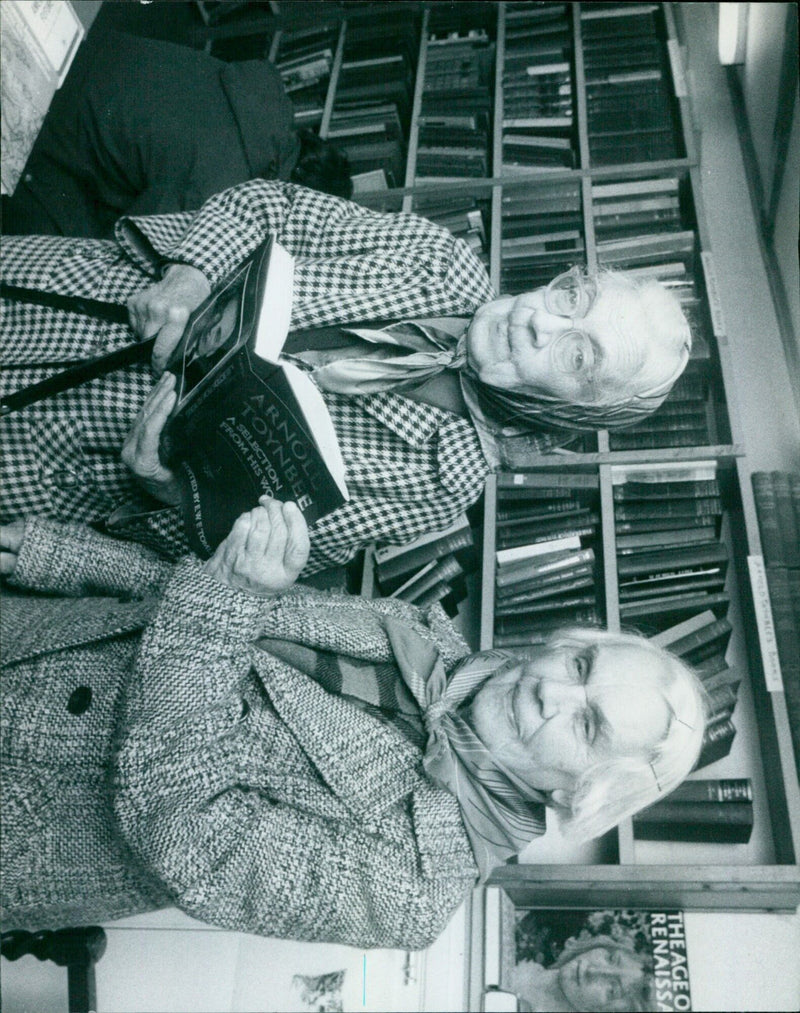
[282,503,310,573]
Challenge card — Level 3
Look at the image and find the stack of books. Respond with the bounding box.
[328,12,420,187]
[373,513,479,617]
[274,24,339,128]
[608,370,712,451]
[500,179,584,294]
[633,776,754,843]
[612,462,728,630]
[580,4,682,165]
[501,2,576,174]
[493,472,602,648]
[413,192,490,268]
[752,471,800,778]
[652,608,739,771]
[416,28,493,181]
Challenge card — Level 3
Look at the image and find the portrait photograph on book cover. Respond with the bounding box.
[500,900,692,1013]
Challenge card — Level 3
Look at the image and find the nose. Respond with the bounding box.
[537,678,585,719]
[530,306,573,347]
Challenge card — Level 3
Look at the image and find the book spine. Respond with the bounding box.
[752,472,782,564]
[376,526,473,582]
[665,778,753,803]
[693,716,736,770]
[772,472,800,566]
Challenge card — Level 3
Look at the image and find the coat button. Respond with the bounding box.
[52,470,81,489]
[238,698,250,720]
[67,686,92,715]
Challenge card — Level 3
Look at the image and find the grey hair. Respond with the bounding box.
[539,626,708,841]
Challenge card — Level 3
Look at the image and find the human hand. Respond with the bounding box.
[121,372,182,506]
[0,520,26,576]
[127,263,211,374]
[203,497,310,596]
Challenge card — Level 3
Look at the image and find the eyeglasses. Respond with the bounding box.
[541,268,601,383]
[543,266,598,323]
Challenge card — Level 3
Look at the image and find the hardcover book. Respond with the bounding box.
[160,237,348,557]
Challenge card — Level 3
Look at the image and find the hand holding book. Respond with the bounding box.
[127,263,212,374]
[121,372,182,506]
[203,496,310,596]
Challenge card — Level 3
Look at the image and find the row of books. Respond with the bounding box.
[651,606,743,817]
[501,3,577,174]
[611,460,728,629]
[752,471,800,779]
[372,513,479,617]
[492,472,603,648]
[500,179,584,294]
[416,28,493,181]
[327,13,420,188]
[273,23,340,128]
[580,4,682,165]
[413,191,490,269]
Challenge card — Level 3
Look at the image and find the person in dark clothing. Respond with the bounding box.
[1,29,350,239]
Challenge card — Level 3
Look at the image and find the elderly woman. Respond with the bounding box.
[1,502,705,946]
[0,180,691,571]
[511,936,655,1013]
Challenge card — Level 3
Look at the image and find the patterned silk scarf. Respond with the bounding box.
[259,616,548,880]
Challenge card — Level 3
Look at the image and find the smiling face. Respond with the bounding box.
[465,273,681,404]
[558,945,649,1012]
[466,642,671,797]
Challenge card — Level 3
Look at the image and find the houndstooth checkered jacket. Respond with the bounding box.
[2,518,477,944]
[0,181,496,571]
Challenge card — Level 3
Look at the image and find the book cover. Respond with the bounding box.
[499,902,693,1012]
[375,518,473,582]
[497,547,596,589]
[498,517,599,552]
[495,567,596,608]
[498,472,600,491]
[161,238,348,557]
[633,800,754,843]
[616,526,718,554]
[616,542,728,579]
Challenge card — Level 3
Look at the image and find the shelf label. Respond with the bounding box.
[667,38,688,98]
[700,250,727,339]
[747,555,784,693]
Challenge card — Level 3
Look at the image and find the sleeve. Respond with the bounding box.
[113,560,476,947]
[116,179,496,319]
[8,517,174,599]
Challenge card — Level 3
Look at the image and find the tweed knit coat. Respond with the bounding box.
[0,519,478,947]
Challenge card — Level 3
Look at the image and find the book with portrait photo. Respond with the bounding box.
[160,236,348,558]
[494,896,694,1012]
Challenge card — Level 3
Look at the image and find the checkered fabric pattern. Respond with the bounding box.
[1,181,495,570]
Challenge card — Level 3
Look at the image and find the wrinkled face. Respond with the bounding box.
[558,945,648,1012]
[467,642,670,796]
[465,271,677,403]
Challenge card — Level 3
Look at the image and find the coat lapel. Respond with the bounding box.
[0,592,157,667]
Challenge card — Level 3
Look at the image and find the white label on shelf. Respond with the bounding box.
[667,38,688,98]
[747,555,784,693]
[700,250,727,339]
[484,887,502,987]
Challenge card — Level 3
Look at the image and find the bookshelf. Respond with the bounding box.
[271,1,799,916]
